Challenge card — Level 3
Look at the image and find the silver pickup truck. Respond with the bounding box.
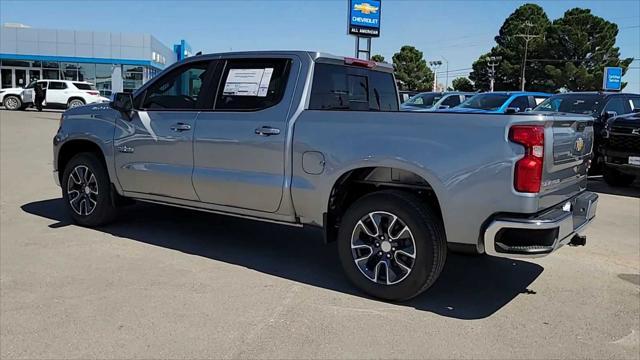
[53,51,598,300]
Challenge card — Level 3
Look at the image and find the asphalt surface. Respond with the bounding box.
[1,108,639,359]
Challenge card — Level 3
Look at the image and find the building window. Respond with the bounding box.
[95,64,113,97]
[123,65,144,93]
[61,62,79,81]
[77,63,96,83]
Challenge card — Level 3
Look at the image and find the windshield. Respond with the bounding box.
[403,93,442,108]
[534,94,603,116]
[458,93,510,111]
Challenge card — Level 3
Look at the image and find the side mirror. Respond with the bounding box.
[524,108,532,112]
[110,92,133,119]
[603,111,617,120]
[438,105,450,109]
[505,107,520,114]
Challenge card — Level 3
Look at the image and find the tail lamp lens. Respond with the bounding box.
[509,125,545,193]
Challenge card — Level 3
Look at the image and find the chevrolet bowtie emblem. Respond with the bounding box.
[632,128,640,135]
[354,2,379,14]
[574,137,584,152]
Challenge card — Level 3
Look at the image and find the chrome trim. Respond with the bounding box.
[484,192,598,259]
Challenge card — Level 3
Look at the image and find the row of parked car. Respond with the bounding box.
[401,91,640,187]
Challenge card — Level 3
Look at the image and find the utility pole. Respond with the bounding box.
[487,56,502,92]
[429,60,442,92]
[515,21,543,91]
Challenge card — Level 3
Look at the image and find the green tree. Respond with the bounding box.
[392,46,434,91]
[371,54,386,63]
[469,4,551,91]
[543,8,633,91]
[452,77,475,92]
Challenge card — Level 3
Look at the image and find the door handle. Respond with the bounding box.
[170,123,192,132]
[255,126,280,136]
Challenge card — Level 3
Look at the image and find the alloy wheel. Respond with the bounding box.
[350,211,417,285]
[4,97,19,110]
[66,165,99,216]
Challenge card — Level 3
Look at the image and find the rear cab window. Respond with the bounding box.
[309,62,398,111]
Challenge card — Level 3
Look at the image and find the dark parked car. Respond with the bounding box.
[600,112,640,187]
[534,92,640,172]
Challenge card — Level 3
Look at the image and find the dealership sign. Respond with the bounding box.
[602,67,623,91]
[348,0,381,37]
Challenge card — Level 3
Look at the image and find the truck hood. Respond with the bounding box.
[0,87,24,95]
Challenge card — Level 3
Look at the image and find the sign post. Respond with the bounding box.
[602,67,623,91]
[348,0,381,60]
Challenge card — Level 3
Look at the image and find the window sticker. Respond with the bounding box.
[223,68,274,97]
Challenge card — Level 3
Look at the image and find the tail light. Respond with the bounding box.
[87,91,100,96]
[509,125,545,193]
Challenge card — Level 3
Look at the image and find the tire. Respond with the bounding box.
[67,98,85,109]
[62,152,118,226]
[337,190,447,301]
[3,95,22,111]
[603,166,636,187]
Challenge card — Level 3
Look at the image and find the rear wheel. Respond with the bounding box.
[3,95,22,110]
[67,98,85,109]
[337,190,447,301]
[603,166,636,187]
[62,153,118,226]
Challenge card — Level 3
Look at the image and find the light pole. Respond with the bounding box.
[440,56,449,90]
[487,56,502,92]
[429,60,442,92]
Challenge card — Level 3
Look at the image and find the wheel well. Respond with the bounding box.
[57,140,106,183]
[324,167,443,243]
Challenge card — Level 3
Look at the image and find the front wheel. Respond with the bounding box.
[3,95,22,110]
[62,153,118,226]
[337,190,447,301]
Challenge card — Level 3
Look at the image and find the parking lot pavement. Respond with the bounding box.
[1,109,639,359]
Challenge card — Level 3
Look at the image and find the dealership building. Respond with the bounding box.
[0,24,191,96]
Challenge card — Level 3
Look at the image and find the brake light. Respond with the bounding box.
[509,125,545,193]
[344,57,376,68]
[87,91,99,96]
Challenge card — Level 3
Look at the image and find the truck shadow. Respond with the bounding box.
[21,198,543,320]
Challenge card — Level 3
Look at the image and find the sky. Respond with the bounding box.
[1,0,639,92]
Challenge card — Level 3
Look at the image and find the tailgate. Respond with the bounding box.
[539,114,594,209]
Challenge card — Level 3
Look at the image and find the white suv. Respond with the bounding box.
[0,80,109,111]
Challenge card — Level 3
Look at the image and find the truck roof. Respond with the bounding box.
[181,50,395,73]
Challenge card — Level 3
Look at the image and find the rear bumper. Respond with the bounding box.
[483,191,598,258]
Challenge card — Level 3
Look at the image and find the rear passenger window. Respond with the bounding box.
[441,95,460,107]
[48,81,67,90]
[214,58,291,111]
[73,82,95,90]
[310,63,398,111]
